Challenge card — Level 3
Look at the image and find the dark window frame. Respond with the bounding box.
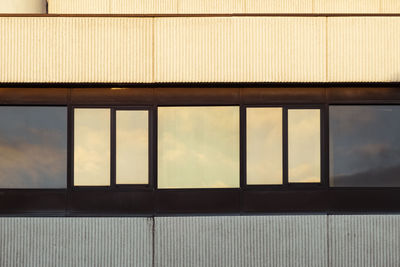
[1,84,400,215]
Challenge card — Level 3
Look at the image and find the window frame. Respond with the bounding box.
[71,105,154,191]
[1,85,400,215]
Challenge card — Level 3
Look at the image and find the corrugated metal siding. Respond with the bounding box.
[155,216,327,267]
[327,17,400,82]
[49,0,111,14]
[381,0,400,13]
[0,217,153,267]
[0,0,46,13]
[154,17,326,82]
[111,0,177,14]
[329,215,400,267]
[0,17,153,83]
[245,0,312,13]
[314,0,380,13]
[179,0,244,14]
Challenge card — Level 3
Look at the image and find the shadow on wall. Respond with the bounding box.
[0,0,46,13]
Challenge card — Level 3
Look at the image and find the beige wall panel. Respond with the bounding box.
[111,0,177,14]
[179,0,244,14]
[0,17,153,83]
[314,0,380,13]
[381,0,400,13]
[328,17,400,82]
[246,0,312,13]
[154,17,326,82]
[48,0,110,14]
[0,0,46,13]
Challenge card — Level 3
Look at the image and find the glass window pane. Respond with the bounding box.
[288,109,320,183]
[246,107,282,185]
[116,110,149,184]
[74,108,110,186]
[0,107,67,188]
[158,107,239,188]
[330,106,400,187]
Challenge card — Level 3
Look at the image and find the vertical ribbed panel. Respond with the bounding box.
[154,17,326,82]
[314,0,380,13]
[0,217,153,267]
[0,17,153,83]
[155,216,327,267]
[329,215,400,267]
[48,0,110,14]
[327,17,400,82]
[111,0,177,14]
[0,0,46,13]
[381,0,400,13]
[246,0,312,13]
[179,0,244,13]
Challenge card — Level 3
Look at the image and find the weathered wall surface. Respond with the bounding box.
[1,16,400,83]
[47,0,400,14]
[1,215,400,267]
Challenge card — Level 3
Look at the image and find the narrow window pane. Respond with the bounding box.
[116,110,149,184]
[74,109,110,186]
[0,107,67,188]
[330,106,400,187]
[288,109,320,183]
[247,107,282,185]
[158,107,239,188]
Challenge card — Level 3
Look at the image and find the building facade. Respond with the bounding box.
[1,0,400,266]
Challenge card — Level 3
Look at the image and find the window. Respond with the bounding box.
[0,106,67,188]
[246,107,283,185]
[330,105,400,187]
[246,107,321,186]
[288,109,321,183]
[74,108,110,186]
[73,107,150,187]
[158,106,240,188]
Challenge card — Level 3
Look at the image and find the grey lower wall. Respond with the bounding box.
[1,215,400,267]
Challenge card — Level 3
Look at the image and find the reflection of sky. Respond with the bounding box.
[116,110,148,184]
[0,107,67,188]
[74,109,110,186]
[158,107,240,188]
[288,110,320,183]
[330,106,400,187]
[247,108,282,185]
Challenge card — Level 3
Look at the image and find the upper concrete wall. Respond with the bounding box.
[47,0,400,14]
[0,16,399,83]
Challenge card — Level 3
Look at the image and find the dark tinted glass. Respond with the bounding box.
[330,106,400,187]
[0,107,67,188]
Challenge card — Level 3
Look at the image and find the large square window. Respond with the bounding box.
[158,106,240,188]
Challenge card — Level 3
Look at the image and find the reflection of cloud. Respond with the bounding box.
[0,139,66,188]
[158,107,240,188]
[332,164,400,187]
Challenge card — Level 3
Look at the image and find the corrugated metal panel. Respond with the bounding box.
[155,216,327,267]
[0,217,153,267]
[327,17,400,82]
[329,215,400,267]
[111,0,177,14]
[179,0,244,14]
[246,0,312,13]
[0,17,153,83]
[0,0,46,13]
[48,0,110,14]
[154,17,326,83]
[314,0,380,13]
[381,0,400,13]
